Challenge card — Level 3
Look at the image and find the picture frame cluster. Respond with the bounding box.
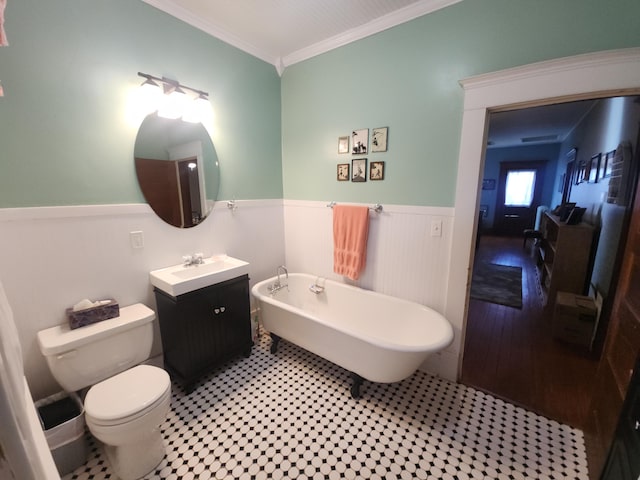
[573,149,615,185]
[337,127,388,182]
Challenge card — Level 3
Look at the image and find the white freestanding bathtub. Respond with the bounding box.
[251,273,453,397]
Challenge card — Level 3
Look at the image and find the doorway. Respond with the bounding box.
[450,49,640,480]
[463,95,640,430]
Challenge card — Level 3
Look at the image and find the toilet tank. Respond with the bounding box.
[37,304,156,392]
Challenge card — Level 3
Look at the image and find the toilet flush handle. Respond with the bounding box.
[56,350,78,360]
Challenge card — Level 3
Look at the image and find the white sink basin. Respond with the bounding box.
[150,255,250,296]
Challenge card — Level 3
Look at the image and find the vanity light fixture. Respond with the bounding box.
[158,83,187,120]
[137,72,210,123]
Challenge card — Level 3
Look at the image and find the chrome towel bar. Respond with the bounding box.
[326,201,383,213]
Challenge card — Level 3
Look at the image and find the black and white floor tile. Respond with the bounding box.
[63,332,589,480]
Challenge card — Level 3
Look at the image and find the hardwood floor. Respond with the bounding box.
[461,234,600,429]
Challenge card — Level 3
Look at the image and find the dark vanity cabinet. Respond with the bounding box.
[154,274,252,391]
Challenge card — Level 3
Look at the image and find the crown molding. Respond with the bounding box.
[281,0,463,68]
[142,0,462,75]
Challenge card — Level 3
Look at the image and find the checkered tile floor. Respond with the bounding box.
[63,332,589,480]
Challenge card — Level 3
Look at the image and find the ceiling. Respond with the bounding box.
[141,0,463,73]
[487,100,598,149]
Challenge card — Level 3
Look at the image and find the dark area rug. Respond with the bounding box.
[470,262,523,309]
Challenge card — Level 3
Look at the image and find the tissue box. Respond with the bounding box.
[66,300,119,330]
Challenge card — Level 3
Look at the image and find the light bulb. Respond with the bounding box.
[137,78,162,116]
[158,86,187,119]
[183,94,212,124]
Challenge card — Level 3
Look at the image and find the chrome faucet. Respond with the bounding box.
[183,252,204,267]
[268,265,289,294]
[277,265,288,285]
[309,276,325,294]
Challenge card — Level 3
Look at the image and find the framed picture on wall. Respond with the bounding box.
[351,129,368,154]
[562,148,577,204]
[371,127,388,152]
[575,160,586,184]
[369,161,385,180]
[337,163,349,181]
[338,136,349,154]
[602,149,615,179]
[588,153,601,183]
[351,158,367,182]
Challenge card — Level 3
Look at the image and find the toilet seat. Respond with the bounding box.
[85,365,170,427]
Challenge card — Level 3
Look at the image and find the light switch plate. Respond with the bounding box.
[130,231,144,249]
[430,220,442,237]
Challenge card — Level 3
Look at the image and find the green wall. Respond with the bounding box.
[281,0,640,207]
[0,0,282,207]
[1,0,640,209]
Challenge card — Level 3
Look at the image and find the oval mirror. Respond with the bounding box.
[134,113,219,228]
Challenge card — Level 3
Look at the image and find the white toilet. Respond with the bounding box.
[37,303,171,480]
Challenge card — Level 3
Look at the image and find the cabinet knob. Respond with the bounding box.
[635,420,640,431]
[213,306,226,315]
[214,308,220,314]
[220,306,226,313]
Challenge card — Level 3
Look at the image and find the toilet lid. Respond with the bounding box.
[85,365,170,423]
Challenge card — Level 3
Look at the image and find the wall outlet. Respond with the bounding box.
[430,220,442,237]
[130,231,144,249]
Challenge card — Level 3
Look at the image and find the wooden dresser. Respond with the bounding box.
[537,212,597,307]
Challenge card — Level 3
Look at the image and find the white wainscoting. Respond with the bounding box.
[0,198,460,400]
[283,200,458,380]
[0,200,285,400]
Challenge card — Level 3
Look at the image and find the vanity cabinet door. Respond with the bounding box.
[208,276,252,355]
[154,274,252,391]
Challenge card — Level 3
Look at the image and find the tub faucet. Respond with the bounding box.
[269,265,289,294]
[309,277,325,294]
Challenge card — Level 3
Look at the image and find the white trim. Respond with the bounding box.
[140,0,462,74]
[0,200,283,221]
[448,47,640,380]
[283,199,454,217]
[0,204,152,221]
[281,0,463,69]
[460,48,640,110]
[168,140,207,222]
[213,199,283,210]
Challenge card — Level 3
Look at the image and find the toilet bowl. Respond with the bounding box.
[37,303,171,480]
[85,365,171,480]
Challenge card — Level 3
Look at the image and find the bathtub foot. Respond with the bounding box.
[270,333,281,354]
[350,372,364,399]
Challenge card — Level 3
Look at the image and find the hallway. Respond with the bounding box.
[461,235,600,429]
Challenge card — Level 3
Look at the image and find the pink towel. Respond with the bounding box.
[0,0,7,47]
[333,205,369,280]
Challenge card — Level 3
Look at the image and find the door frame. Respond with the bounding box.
[443,47,640,380]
